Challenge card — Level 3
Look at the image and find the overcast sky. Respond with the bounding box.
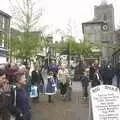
[1,0,120,41]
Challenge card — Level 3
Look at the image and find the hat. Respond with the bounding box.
[6,68,24,82]
[6,68,18,76]
[14,69,25,76]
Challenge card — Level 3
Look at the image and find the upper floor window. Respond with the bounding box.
[0,32,2,46]
[2,17,5,29]
[103,14,107,21]
[2,33,4,47]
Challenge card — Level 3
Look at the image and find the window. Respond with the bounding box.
[2,33,4,47]
[103,14,107,21]
[0,15,2,28]
[0,32,2,46]
[2,17,5,29]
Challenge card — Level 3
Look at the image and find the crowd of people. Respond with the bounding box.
[0,59,118,119]
[0,60,72,120]
[0,63,31,120]
[74,60,117,100]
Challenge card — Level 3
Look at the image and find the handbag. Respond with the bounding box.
[30,85,38,98]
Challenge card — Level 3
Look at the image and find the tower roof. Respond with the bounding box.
[101,0,108,5]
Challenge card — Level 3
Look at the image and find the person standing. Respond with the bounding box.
[45,71,57,102]
[74,60,85,81]
[101,64,114,85]
[89,63,95,82]
[57,65,69,97]
[31,65,44,103]
[0,69,12,120]
[91,68,102,88]
[13,69,32,120]
[81,71,89,100]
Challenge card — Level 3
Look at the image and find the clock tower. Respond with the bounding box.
[94,2,115,63]
[94,2,115,32]
[82,2,115,64]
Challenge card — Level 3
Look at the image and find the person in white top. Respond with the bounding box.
[57,64,69,96]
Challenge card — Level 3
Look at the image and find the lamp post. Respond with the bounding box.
[67,40,70,66]
[47,35,53,66]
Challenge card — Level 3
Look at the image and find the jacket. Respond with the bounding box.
[31,70,44,85]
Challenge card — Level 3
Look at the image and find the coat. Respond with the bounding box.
[15,87,31,120]
[91,72,102,87]
[45,76,57,95]
[31,70,44,85]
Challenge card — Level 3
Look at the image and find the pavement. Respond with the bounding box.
[32,82,89,120]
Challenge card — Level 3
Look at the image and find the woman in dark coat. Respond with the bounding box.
[31,66,44,103]
[89,64,95,81]
[74,61,85,81]
[14,69,32,120]
[102,65,114,85]
[91,68,102,88]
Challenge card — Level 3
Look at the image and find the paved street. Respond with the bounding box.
[32,82,89,120]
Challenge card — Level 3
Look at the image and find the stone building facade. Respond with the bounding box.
[82,2,115,64]
[0,10,11,64]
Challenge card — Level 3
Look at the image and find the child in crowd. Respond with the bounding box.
[45,71,57,102]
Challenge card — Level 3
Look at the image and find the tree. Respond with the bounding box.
[9,0,43,61]
[78,40,92,57]
[55,35,92,58]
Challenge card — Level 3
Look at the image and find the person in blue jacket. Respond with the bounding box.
[14,69,31,120]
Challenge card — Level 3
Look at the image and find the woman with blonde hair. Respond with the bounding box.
[57,64,69,97]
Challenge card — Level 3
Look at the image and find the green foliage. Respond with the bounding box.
[9,0,44,60]
[11,32,42,60]
[56,35,92,57]
[78,41,92,57]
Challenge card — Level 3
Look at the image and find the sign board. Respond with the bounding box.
[89,85,120,120]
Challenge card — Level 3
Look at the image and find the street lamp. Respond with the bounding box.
[67,40,70,66]
[47,35,53,66]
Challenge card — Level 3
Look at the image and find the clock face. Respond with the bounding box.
[101,23,109,31]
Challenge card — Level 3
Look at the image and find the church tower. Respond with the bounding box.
[94,1,115,63]
[94,1,115,32]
